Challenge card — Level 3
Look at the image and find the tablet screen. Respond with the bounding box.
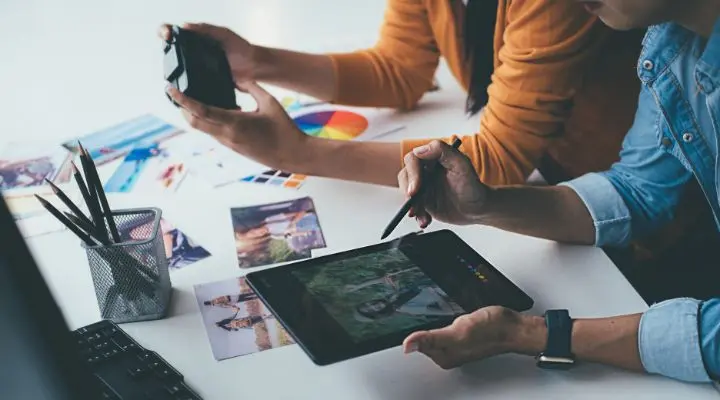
[291,247,466,343]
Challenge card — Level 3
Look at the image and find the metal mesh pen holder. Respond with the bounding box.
[82,207,172,324]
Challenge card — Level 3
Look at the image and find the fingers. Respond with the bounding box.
[402,151,424,197]
[157,24,172,41]
[180,22,234,42]
[403,326,460,369]
[167,87,237,125]
[412,140,471,174]
[235,80,274,108]
[179,109,222,135]
[402,151,434,228]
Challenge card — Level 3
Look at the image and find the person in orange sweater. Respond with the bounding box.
[162,1,715,301]
[162,0,642,187]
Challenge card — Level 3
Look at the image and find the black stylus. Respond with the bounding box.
[381,137,462,240]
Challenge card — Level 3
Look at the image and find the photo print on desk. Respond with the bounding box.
[103,142,188,194]
[2,188,76,238]
[61,114,184,166]
[115,215,211,271]
[0,142,73,191]
[231,197,326,269]
[194,276,294,361]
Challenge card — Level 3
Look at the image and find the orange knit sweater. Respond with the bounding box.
[327,0,642,184]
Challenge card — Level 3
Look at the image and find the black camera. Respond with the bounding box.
[163,25,237,109]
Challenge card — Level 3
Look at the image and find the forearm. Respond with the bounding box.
[253,46,336,102]
[514,313,644,372]
[475,185,595,245]
[289,137,401,186]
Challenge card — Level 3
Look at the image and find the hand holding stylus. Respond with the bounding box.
[396,139,489,229]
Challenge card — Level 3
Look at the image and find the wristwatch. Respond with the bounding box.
[536,309,576,369]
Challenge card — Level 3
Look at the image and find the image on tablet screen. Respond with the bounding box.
[292,248,466,342]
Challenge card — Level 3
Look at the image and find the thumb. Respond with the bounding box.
[181,22,234,43]
[235,80,274,108]
[412,140,470,174]
[403,325,458,354]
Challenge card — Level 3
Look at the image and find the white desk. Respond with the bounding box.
[2,1,718,398]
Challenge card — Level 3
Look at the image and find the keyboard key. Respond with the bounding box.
[165,384,183,395]
[155,367,181,381]
[101,326,118,337]
[127,365,148,379]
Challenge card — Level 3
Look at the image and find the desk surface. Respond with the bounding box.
[2,0,718,398]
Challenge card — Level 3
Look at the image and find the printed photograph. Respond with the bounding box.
[160,219,212,270]
[291,248,466,342]
[61,114,183,165]
[194,276,294,361]
[2,189,72,238]
[103,142,188,194]
[231,197,326,269]
[117,215,211,271]
[0,142,73,191]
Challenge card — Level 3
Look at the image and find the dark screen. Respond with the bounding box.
[0,194,97,399]
[291,247,466,342]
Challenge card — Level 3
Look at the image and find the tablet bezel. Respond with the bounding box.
[246,229,533,366]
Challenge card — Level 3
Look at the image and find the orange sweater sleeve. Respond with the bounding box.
[402,2,609,186]
[326,0,440,110]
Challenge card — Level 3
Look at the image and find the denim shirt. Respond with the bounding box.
[561,20,720,383]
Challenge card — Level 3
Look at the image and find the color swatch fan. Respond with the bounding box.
[294,110,369,140]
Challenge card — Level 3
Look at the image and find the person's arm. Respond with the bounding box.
[513,312,644,372]
[402,2,616,185]
[253,0,439,109]
[252,47,336,102]
[513,298,718,382]
[469,85,693,247]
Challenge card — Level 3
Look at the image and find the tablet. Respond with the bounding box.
[246,230,533,366]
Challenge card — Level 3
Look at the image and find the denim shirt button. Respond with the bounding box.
[682,132,694,142]
[642,59,654,70]
[661,137,673,147]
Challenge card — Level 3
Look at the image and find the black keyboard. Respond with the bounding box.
[73,320,202,400]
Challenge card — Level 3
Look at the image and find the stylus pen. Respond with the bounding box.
[79,143,121,243]
[44,179,94,229]
[35,195,96,246]
[381,137,462,240]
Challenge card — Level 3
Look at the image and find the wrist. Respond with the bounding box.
[507,315,547,356]
[252,45,278,81]
[277,134,321,175]
[465,186,496,225]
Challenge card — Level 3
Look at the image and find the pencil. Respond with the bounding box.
[77,143,108,242]
[380,137,462,240]
[79,143,121,243]
[64,211,108,245]
[44,178,94,228]
[71,161,97,223]
[35,195,96,246]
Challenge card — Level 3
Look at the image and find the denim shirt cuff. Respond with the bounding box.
[558,173,632,247]
[639,298,711,382]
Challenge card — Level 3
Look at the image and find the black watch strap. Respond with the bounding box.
[536,309,575,369]
[545,309,573,357]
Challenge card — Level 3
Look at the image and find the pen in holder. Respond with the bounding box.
[82,207,172,323]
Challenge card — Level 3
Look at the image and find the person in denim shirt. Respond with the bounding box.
[395,0,720,386]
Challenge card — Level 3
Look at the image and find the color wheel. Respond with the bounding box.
[293,110,369,140]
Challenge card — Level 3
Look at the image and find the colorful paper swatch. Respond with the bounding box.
[293,110,369,140]
[240,169,306,189]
